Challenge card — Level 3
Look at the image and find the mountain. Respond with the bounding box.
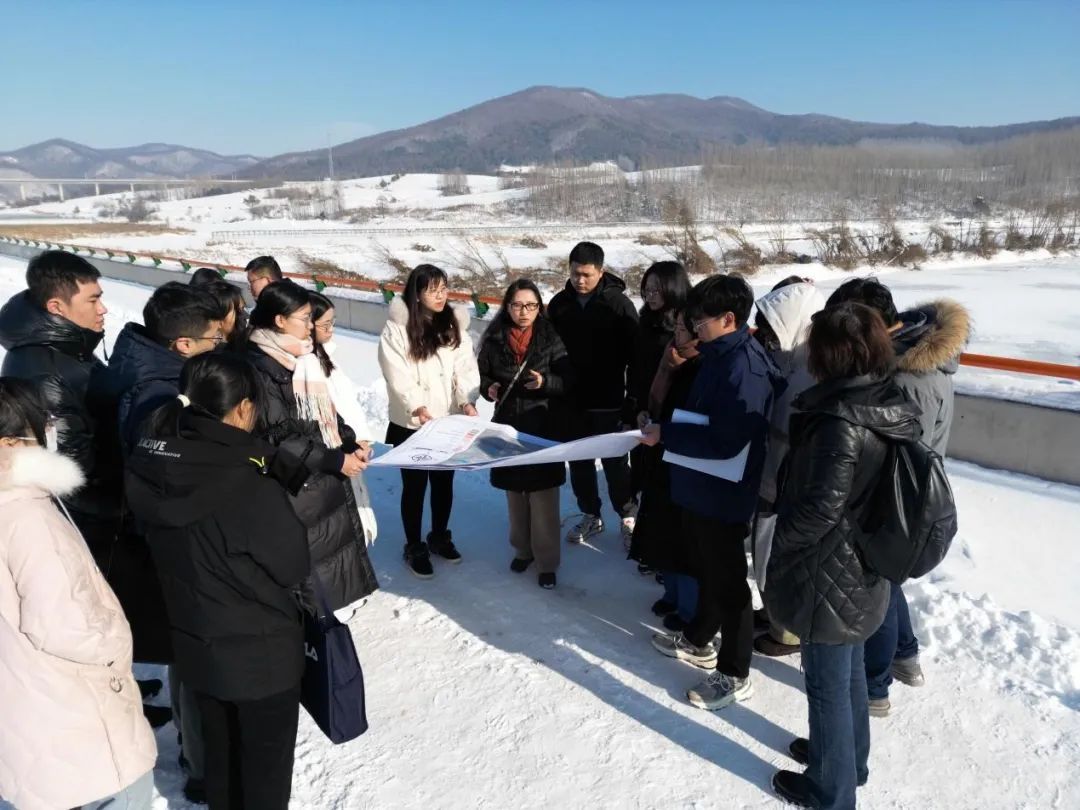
[0,139,261,180]
[241,86,1080,180]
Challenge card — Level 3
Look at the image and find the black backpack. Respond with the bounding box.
[854,438,958,583]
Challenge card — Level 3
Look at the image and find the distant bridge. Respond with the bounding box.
[0,177,277,202]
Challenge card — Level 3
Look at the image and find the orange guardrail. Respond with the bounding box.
[1,235,1078,381]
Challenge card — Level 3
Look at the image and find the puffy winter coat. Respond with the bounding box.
[477,317,575,492]
[754,282,826,505]
[323,339,378,545]
[0,290,112,521]
[765,376,923,644]
[661,325,785,523]
[125,413,311,702]
[625,306,677,421]
[249,346,379,611]
[0,446,156,810]
[892,299,971,456]
[548,273,639,412]
[378,297,481,429]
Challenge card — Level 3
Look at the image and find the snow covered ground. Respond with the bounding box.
[1,261,1078,808]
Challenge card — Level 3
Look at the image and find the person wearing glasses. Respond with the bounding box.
[247,280,379,612]
[639,275,784,712]
[87,280,225,800]
[309,291,379,560]
[477,279,575,589]
[378,264,480,579]
[624,261,690,559]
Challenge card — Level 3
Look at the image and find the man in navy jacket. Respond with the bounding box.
[640,274,784,711]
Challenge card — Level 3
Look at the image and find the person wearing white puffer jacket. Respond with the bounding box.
[0,378,157,810]
[378,264,481,580]
[751,277,827,657]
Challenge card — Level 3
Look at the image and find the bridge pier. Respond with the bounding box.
[19,183,26,201]
[94,182,100,196]
[58,184,64,202]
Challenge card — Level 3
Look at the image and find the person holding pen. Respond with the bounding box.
[639,275,784,711]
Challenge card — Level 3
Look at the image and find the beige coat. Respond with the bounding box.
[378,297,481,429]
[0,446,157,810]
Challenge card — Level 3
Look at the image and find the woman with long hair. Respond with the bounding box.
[0,377,156,810]
[309,290,377,548]
[767,303,920,809]
[477,279,575,589]
[246,280,378,610]
[198,278,249,348]
[126,354,310,810]
[378,264,480,579]
[625,261,691,554]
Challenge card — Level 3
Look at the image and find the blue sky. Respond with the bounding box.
[1,0,1078,157]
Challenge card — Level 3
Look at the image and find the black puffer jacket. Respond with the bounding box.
[125,413,310,702]
[548,273,639,411]
[477,317,575,492]
[248,346,379,610]
[0,290,110,520]
[765,376,922,645]
[625,306,677,422]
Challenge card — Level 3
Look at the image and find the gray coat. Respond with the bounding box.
[891,299,972,456]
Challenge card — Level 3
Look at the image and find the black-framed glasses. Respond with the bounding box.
[508,302,540,313]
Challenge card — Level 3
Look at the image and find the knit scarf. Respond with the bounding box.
[507,324,534,365]
[250,328,343,448]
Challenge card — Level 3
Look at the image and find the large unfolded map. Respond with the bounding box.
[370,415,643,471]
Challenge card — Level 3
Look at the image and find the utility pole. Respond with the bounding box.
[328,131,334,182]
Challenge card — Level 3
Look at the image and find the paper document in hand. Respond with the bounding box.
[370,415,642,471]
[670,408,709,426]
[663,442,749,483]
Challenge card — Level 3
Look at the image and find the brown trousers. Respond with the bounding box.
[506,488,561,574]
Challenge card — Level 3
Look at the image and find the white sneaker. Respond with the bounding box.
[650,631,718,669]
[567,514,603,544]
[687,672,753,711]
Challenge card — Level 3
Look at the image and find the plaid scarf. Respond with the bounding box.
[250,328,343,448]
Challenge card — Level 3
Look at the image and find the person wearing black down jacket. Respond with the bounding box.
[125,353,311,810]
[246,281,378,613]
[478,279,576,589]
[766,303,922,810]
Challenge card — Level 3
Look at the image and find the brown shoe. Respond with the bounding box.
[754,634,800,657]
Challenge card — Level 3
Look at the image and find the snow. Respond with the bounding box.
[1,260,1078,808]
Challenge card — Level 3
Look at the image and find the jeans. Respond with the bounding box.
[196,686,301,810]
[661,572,699,623]
[681,513,753,679]
[567,410,633,518]
[387,422,456,548]
[802,641,870,810]
[864,581,919,700]
[80,770,153,809]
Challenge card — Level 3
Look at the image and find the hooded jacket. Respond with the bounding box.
[765,376,923,644]
[0,290,109,520]
[125,413,311,701]
[754,282,826,505]
[378,297,481,430]
[892,299,971,456]
[477,316,575,492]
[661,325,785,523]
[0,445,156,810]
[548,273,639,412]
[248,345,380,611]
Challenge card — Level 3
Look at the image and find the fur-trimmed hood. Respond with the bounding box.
[387,295,471,331]
[0,445,85,497]
[894,299,972,375]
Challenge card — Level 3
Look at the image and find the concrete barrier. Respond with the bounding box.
[2,240,1078,485]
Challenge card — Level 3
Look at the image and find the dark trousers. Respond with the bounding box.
[864,581,919,699]
[567,410,633,518]
[682,513,753,679]
[802,641,870,810]
[195,686,300,810]
[386,421,456,548]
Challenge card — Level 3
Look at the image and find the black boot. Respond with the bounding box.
[789,737,809,766]
[137,678,163,699]
[427,530,462,563]
[142,704,172,728]
[404,543,434,579]
[772,770,816,808]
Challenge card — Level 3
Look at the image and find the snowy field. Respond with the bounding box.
[1,260,1078,808]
